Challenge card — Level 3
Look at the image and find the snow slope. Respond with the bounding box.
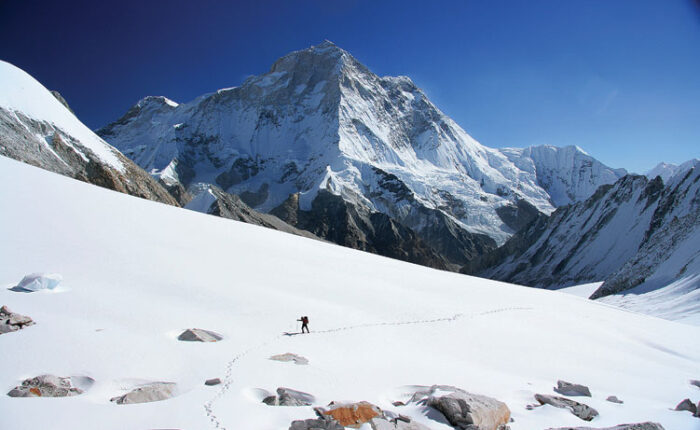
[1,155,698,430]
[0,60,123,171]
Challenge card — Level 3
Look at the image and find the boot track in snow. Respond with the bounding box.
[203,306,532,429]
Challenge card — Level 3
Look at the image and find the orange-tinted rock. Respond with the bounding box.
[323,401,382,428]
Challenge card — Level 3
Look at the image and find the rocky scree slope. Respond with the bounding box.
[469,164,700,299]
[98,41,623,269]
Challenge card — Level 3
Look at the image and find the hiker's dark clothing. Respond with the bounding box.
[298,316,309,333]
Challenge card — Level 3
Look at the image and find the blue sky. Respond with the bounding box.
[1,0,698,173]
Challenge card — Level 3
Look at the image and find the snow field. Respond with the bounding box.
[0,156,698,430]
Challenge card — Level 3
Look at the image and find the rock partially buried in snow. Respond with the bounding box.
[606,395,624,404]
[674,398,697,415]
[7,375,90,397]
[177,328,222,342]
[110,382,176,404]
[205,378,221,386]
[554,380,592,397]
[370,415,433,430]
[691,380,700,389]
[289,418,344,430]
[545,423,665,430]
[0,305,34,334]
[320,401,383,428]
[262,387,315,406]
[269,352,309,365]
[535,394,598,421]
[409,385,511,430]
[11,273,62,292]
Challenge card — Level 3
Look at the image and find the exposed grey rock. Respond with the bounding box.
[535,394,598,421]
[690,379,700,389]
[554,380,592,397]
[177,328,223,342]
[674,398,697,414]
[289,418,344,430]
[545,423,665,430]
[188,183,320,240]
[7,375,90,397]
[50,90,74,114]
[370,416,433,430]
[110,382,176,404]
[205,378,221,386]
[0,305,34,334]
[606,395,623,404]
[269,352,309,365]
[0,109,179,207]
[409,385,511,430]
[262,387,315,406]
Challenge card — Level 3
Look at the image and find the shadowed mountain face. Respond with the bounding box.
[98,41,623,269]
[468,163,700,299]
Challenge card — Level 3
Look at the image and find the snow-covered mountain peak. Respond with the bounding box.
[99,44,626,248]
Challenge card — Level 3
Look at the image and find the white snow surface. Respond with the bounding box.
[1,155,698,430]
[0,60,124,171]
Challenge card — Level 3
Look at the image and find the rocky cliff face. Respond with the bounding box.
[98,41,622,268]
[470,163,699,297]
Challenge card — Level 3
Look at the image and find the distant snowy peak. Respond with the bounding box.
[500,145,627,207]
[646,159,699,183]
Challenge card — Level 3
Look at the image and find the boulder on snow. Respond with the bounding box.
[205,378,221,386]
[545,423,665,430]
[177,328,223,342]
[269,352,309,365]
[554,380,592,397]
[289,418,344,430]
[606,395,624,404]
[690,380,700,389]
[535,394,598,421]
[409,385,511,430]
[674,398,697,414]
[110,382,176,404]
[7,375,90,397]
[319,401,383,428]
[0,305,35,334]
[10,273,62,292]
[262,387,315,406]
[370,415,433,430]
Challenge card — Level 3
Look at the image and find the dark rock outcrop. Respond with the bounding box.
[0,305,34,334]
[177,328,223,342]
[545,423,665,430]
[289,418,344,430]
[271,190,463,270]
[674,398,697,415]
[535,394,598,421]
[606,396,623,404]
[263,387,315,406]
[205,378,221,386]
[554,380,592,397]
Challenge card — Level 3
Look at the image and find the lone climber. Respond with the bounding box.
[298,316,310,333]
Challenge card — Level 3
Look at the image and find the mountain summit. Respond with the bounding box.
[98,42,625,267]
